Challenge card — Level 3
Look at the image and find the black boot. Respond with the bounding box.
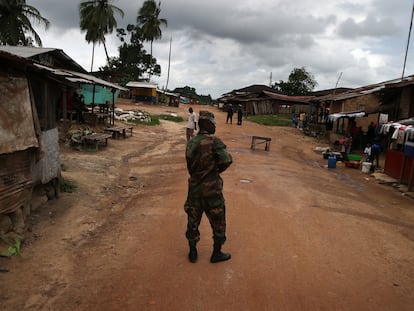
[210,243,231,263]
[188,241,197,263]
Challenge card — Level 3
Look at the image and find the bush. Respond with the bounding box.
[159,114,184,122]
[59,177,77,193]
[130,114,160,126]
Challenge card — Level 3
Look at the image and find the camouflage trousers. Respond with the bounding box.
[184,193,227,245]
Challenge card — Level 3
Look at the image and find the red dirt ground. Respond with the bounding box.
[1,101,414,311]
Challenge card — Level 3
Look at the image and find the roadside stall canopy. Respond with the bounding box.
[33,64,128,92]
[81,84,120,106]
[328,111,366,122]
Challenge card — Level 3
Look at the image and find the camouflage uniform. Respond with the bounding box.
[184,127,232,245]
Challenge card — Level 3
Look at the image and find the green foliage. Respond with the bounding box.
[173,86,213,105]
[0,0,49,46]
[273,67,318,96]
[79,0,124,65]
[0,239,21,257]
[131,114,160,125]
[137,0,167,43]
[98,0,167,82]
[59,177,77,193]
[159,114,184,122]
[137,0,167,78]
[99,25,155,84]
[247,114,292,126]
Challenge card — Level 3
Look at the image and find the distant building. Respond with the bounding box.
[126,81,158,103]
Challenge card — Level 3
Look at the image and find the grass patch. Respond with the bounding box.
[59,177,77,193]
[247,114,292,126]
[130,114,160,126]
[159,114,184,122]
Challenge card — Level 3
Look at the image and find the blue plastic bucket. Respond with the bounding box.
[328,156,336,169]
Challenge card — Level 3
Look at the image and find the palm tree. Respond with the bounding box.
[0,0,50,46]
[137,0,167,79]
[79,0,124,72]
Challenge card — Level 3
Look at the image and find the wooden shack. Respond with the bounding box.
[126,81,157,103]
[0,46,126,236]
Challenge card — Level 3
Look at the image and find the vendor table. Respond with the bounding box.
[251,136,272,151]
[83,133,112,151]
[104,125,133,139]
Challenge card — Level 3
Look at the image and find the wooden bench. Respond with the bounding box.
[251,136,272,151]
[83,133,112,151]
[104,125,133,139]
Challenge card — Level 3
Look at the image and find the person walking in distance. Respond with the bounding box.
[186,107,197,141]
[237,104,243,125]
[184,110,232,263]
[226,104,233,124]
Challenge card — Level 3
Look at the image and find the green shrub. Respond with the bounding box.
[0,239,21,257]
[59,177,77,193]
[159,114,184,122]
[131,114,160,126]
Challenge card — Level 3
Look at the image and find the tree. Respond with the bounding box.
[173,86,213,105]
[79,0,124,71]
[0,0,50,46]
[137,0,167,78]
[273,67,318,96]
[98,25,157,84]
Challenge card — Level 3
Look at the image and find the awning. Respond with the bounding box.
[33,63,128,91]
[328,112,366,122]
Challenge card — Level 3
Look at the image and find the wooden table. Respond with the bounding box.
[251,136,272,151]
[104,125,133,139]
[83,133,112,151]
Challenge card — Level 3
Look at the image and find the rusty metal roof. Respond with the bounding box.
[0,45,87,73]
[126,81,157,89]
[0,45,56,58]
[33,63,128,91]
[314,75,414,102]
[262,91,314,103]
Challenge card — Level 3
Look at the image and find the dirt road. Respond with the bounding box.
[1,102,414,311]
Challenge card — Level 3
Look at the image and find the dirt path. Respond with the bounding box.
[1,102,414,311]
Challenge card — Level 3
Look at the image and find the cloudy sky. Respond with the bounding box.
[27,0,414,99]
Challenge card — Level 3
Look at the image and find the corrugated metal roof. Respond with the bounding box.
[34,64,128,91]
[0,45,87,73]
[0,45,57,58]
[315,75,414,102]
[262,91,314,103]
[126,81,157,89]
[157,89,179,97]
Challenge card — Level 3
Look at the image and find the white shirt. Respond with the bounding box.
[187,112,197,130]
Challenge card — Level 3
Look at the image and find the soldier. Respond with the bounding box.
[184,110,233,263]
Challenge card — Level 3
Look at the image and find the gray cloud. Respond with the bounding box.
[26,0,414,98]
[337,16,399,39]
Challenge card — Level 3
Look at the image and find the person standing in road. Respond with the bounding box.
[237,104,243,125]
[186,107,197,141]
[184,110,232,263]
[226,104,233,124]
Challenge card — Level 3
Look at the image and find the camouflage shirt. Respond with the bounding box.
[186,131,232,198]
